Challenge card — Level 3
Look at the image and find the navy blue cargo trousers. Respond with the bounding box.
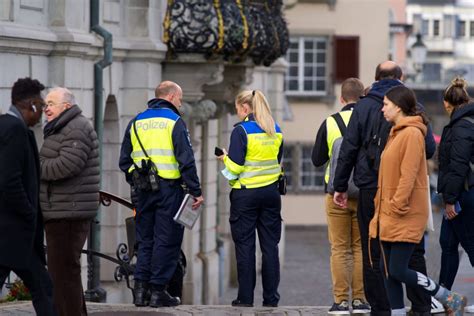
[134,180,185,287]
[230,182,282,306]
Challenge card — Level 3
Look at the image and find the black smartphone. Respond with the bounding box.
[214,147,224,156]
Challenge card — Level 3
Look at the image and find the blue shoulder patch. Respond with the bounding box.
[137,108,179,121]
[240,121,264,134]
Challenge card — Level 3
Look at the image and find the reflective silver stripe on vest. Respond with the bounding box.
[156,163,179,171]
[244,159,279,167]
[131,148,174,159]
[239,166,281,179]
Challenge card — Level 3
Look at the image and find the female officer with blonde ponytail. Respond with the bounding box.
[217,90,283,308]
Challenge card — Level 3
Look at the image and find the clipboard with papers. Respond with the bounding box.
[173,193,202,229]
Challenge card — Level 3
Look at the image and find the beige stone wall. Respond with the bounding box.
[282,0,390,226]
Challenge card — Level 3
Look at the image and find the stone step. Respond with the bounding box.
[0,302,369,316]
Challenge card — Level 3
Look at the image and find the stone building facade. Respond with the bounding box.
[0,0,288,304]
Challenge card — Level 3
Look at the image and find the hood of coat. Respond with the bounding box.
[367,79,404,99]
[450,102,474,125]
[43,104,82,137]
[390,115,427,138]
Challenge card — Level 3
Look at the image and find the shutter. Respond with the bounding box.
[333,36,359,83]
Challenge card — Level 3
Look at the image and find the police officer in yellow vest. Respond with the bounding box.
[119,81,204,308]
[217,90,283,307]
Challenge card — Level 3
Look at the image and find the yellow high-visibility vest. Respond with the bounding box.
[224,120,283,189]
[128,108,181,179]
[324,110,352,183]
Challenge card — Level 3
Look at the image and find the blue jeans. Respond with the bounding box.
[439,187,474,289]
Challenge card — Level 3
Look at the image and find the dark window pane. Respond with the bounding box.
[289,66,298,76]
[289,52,298,63]
[289,41,298,49]
[304,67,313,76]
[304,40,314,50]
[304,80,313,91]
[304,52,313,63]
[316,52,325,63]
[317,41,326,49]
[289,80,298,91]
[433,20,440,36]
[316,80,326,91]
[316,66,325,76]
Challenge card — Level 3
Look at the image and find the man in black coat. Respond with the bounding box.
[333,62,436,316]
[0,78,57,316]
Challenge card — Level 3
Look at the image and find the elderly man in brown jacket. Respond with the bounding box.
[40,87,99,316]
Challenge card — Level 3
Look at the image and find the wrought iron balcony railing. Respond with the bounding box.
[163,0,289,66]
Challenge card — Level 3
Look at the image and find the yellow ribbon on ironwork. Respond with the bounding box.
[236,0,249,51]
[213,0,225,53]
[162,0,174,44]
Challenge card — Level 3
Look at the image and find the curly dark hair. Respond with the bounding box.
[11,77,45,105]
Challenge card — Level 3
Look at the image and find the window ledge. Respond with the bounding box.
[286,94,336,104]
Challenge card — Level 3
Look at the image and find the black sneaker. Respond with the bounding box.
[231,299,253,307]
[329,300,350,315]
[352,299,371,314]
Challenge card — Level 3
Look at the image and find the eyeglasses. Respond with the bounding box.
[44,101,68,109]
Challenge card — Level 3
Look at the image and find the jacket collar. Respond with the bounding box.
[43,104,82,137]
[341,103,355,111]
[449,102,474,125]
[367,79,404,99]
[7,105,27,126]
[234,113,255,127]
[147,98,181,116]
[391,116,427,137]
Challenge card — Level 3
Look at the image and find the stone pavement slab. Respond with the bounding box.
[0,302,334,316]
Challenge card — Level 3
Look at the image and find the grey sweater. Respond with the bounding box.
[39,105,100,220]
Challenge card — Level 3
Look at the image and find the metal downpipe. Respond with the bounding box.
[86,0,113,302]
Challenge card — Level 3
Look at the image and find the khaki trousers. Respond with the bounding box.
[325,194,365,303]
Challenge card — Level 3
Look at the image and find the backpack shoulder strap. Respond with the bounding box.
[331,112,347,137]
[462,116,474,124]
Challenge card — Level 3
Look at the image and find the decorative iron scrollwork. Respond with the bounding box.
[163,0,289,66]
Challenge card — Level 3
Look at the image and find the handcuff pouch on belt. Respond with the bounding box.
[131,117,160,192]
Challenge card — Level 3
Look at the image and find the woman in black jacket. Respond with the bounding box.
[438,77,474,293]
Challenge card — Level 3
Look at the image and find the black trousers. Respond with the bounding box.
[358,188,430,315]
[230,183,282,306]
[0,251,57,316]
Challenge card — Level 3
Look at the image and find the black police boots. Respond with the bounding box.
[133,281,150,307]
[149,288,181,308]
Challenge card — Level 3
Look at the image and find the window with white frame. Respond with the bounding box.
[285,37,328,96]
[300,145,325,190]
[282,143,325,193]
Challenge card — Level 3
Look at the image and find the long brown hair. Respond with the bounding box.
[235,90,276,136]
[385,86,429,124]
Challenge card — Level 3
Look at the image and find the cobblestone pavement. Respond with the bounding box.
[1,212,472,315]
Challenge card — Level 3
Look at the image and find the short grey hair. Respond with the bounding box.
[48,87,76,105]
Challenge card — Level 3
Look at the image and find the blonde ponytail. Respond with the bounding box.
[235,90,276,136]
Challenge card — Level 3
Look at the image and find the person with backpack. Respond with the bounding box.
[437,77,474,298]
[312,78,369,314]
[332,61,437,316]
[369,85,467,316]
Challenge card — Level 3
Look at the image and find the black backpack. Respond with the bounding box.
[364,95,391,172]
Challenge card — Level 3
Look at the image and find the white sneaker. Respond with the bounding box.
[431,297,445,314]
[466,304,474,313]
